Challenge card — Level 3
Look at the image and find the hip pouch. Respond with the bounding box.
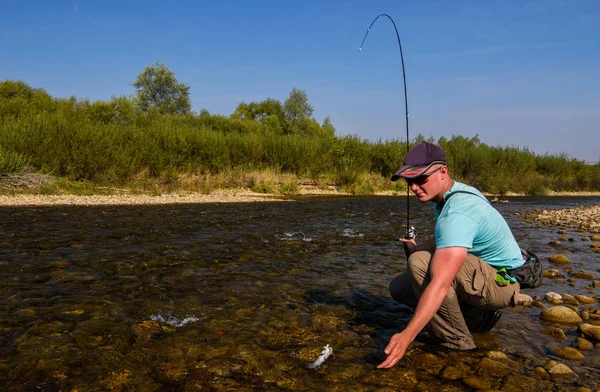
[510,249,544,289]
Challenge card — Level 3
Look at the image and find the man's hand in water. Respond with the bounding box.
[377,331,412,369]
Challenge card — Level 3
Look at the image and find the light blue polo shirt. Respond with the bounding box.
[434,182,524,270]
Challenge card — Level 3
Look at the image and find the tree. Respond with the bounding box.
[282,88,315,135]
[321,116,335,138]
[283,88,313,125]
[132,62,191,115]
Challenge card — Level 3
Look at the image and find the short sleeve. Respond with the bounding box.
[436,212,478,249]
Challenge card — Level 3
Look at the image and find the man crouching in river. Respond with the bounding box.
[378,142,532,369]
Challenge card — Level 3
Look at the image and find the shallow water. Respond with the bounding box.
[1,196,599,391]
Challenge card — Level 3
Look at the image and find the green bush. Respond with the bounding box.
[1,79,599,194]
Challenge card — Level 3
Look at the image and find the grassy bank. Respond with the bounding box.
[2,80,599,197]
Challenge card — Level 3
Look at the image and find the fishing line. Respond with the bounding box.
[358,14,415,240]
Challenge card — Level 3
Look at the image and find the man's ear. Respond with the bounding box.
[439,165,449,178]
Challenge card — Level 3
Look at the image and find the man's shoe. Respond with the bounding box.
[461,304,503,333]
[513,293,533,307]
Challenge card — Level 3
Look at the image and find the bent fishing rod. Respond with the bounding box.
[359,14,416,242]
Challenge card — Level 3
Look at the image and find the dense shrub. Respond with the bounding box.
[1,80,598,192]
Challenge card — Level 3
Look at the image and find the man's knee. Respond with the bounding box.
[389,273,416,306]
[407,251,431,276]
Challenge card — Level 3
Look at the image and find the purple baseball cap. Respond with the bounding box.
[391,142,447,181]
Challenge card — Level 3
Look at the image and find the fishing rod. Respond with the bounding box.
[358,14,416,242]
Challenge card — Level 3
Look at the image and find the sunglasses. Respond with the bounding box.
[405,166,443,186]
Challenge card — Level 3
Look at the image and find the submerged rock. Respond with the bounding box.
[551,347,584,360]
[540,327,567,340]
[575,337,594,350]
[545,361,578,378]
[462,376,493,390]
[132,321,162,342]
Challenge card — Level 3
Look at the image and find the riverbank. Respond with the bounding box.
[1,186,600,206]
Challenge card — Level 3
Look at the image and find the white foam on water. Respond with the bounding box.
[150,314,200,327]
[341,228,364,238]
[279,231,314,242]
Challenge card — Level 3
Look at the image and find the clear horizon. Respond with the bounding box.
[1,0,598,163]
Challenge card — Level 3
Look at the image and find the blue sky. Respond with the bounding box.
[1,0,599,162]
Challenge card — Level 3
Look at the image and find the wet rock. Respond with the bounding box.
[546,291,562,301]
[132,320,162,342]
[486,351,509,362]
[540,306,582,324]
[575,337,594,350]
[578,323,600,341]
[501,374,547,392]
[591,235,600,241]
[159,361,187,382]
[363,369,418,389]
[581,310,590,320]
[475,357,512,377]
[541,327,567,340]
[462,376,493,390]
[15,308,37,317]
[100,370,133,391]
[548,240,561,247]
[571,271,596,280]
[543,269,561,278]
[548,255,571,264]
[565,304,579,313]
[545,361,578,378]
[414,353,445,375]
[560,293,579,305]
[593,280,600,288]
[551,347,584,360]
[442,365,473,380]
[532,300,546,309]
[534,366,548,376]
[574,294,597,304]
[47,260,70,268]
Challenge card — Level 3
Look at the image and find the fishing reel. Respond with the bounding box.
[405,226,417,240]
[400,226,417,259]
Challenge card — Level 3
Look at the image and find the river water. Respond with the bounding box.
[1,196,599,391]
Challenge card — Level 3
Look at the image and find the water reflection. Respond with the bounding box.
[1,196,599,390]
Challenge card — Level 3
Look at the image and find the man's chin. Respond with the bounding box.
[415,193,430,203]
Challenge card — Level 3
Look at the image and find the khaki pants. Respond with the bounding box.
[389,251,520,350]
